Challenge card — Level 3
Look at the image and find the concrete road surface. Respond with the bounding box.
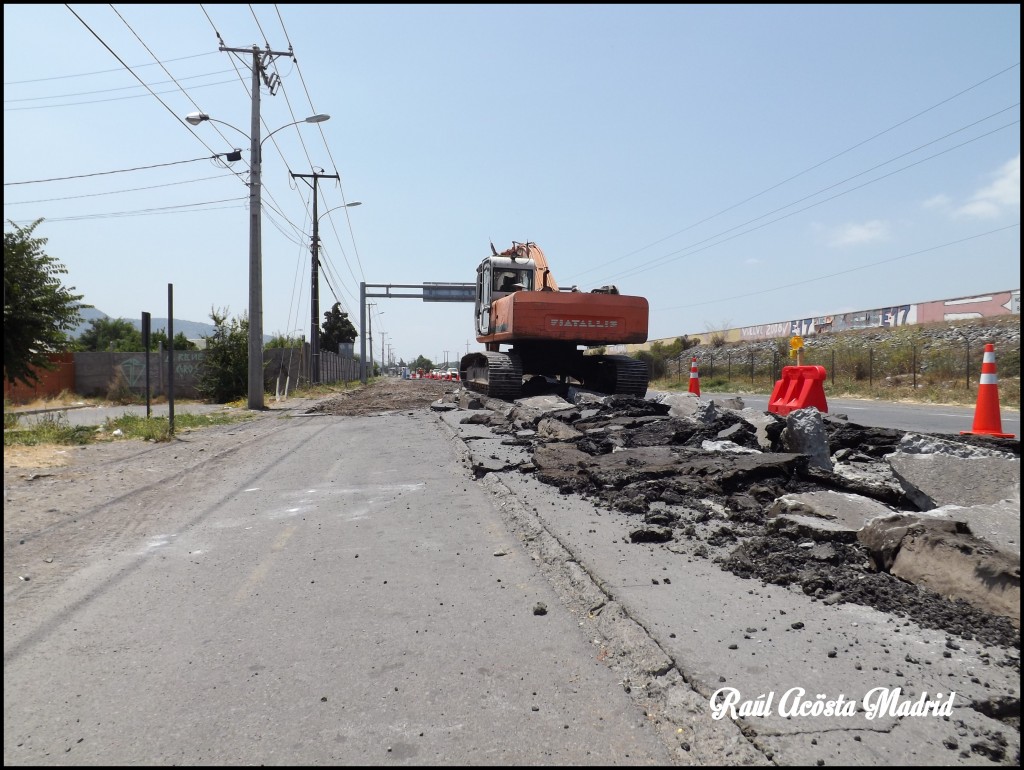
[4,408,673,765]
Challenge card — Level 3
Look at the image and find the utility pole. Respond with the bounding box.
[381,332,387,375]
[443,349,449,369]
[219,43,294,411]
[291,169,339,385]
[367,303,376,377]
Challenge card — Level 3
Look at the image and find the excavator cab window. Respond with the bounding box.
[494,270,531,292]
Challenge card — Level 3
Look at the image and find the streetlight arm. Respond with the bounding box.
[185,112,330,149]
[318,201,362,223]
[262,114,330,148]
[185,112,249,140]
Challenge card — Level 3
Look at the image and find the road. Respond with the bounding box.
[4,406,672,765]
[701,392,1020,436]
[11,392,1021,437]
[4,391,1018,765]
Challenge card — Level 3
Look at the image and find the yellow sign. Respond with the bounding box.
[789,335,804,350]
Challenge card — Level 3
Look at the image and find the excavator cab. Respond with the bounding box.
[474,254,537,337]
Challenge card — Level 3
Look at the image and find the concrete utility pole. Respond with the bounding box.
[291,170,339,385]
[367,303,376,377]
[218,43,295,411]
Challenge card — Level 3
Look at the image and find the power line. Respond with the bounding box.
[3,173,234,204]
[4,69,236,103]
[655,224,1020,312]
[4,156,227,185]
[7,197,247,223]
[567,61,1021,283]
[276,5,367,283]
[2,51,216,84]
[63,4,239,164]
[68,4,254,203]
[3,78,239,111]
[249,4,272,50]
[591,119,1020,285]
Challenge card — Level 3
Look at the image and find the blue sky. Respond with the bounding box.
[4,4,1020,367]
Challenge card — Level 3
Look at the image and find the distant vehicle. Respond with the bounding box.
[446,368,460,381]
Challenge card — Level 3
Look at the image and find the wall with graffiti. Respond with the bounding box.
[703,288,1019,344]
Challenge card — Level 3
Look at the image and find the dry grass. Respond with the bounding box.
[4,444,74,469]
[6,389,99,411]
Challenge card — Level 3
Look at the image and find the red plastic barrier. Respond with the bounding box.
[767,365,829,416]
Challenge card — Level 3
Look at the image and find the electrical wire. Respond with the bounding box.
[63,3,249,184]
[7,197,247,223]
[654,224,1020,312]
[589,119,1020,286]
[3,173,234,205]
[2,51,216,84]
[4,78,238,111]
[5,156,228,185]
[4,69,235,102]
[276,5,367,282]
[567,62,1021,283]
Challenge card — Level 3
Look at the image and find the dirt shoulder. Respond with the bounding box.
[306,377,454,416]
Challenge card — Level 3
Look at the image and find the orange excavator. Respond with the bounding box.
[459,241,650,400]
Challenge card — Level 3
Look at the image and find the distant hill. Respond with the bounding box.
[71,307,218,341]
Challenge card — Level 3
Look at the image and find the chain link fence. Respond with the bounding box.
[667,338,1020,407]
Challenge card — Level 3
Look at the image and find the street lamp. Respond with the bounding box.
[185,111,330,409]
[308,200,361,384]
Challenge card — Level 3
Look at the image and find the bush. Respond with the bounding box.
[196,309,251,403]
[633,350,667,380]
[105,369,137,404]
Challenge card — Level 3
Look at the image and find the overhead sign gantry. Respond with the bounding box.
[359,281,476,383]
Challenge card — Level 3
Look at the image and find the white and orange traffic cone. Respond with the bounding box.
[688,356,700,396]
[961,343,1014,438]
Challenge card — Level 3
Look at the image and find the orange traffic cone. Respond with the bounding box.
[688,356,700,396]
[961,343,1014,438]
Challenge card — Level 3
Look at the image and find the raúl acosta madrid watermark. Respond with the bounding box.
[709,686,956,720]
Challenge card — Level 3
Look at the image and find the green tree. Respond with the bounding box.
[409,355,434,372]
[196,308,251,403]
[150,329,197,350]
[77,317,143,352]
[320,302,357,352]
[265,333,302,349]
[4,219,86,385]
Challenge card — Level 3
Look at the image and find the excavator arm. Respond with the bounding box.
[499,241,559,292]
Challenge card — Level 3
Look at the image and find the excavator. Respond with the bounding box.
[459,241,650,400]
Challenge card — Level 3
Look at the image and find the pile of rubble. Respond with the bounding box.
[438,385,1020,649]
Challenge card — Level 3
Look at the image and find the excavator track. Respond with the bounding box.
[460,351,524,400]
[581,354,650,396]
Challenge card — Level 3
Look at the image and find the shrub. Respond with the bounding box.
[196,309,251,403]
[105,369,137,404]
